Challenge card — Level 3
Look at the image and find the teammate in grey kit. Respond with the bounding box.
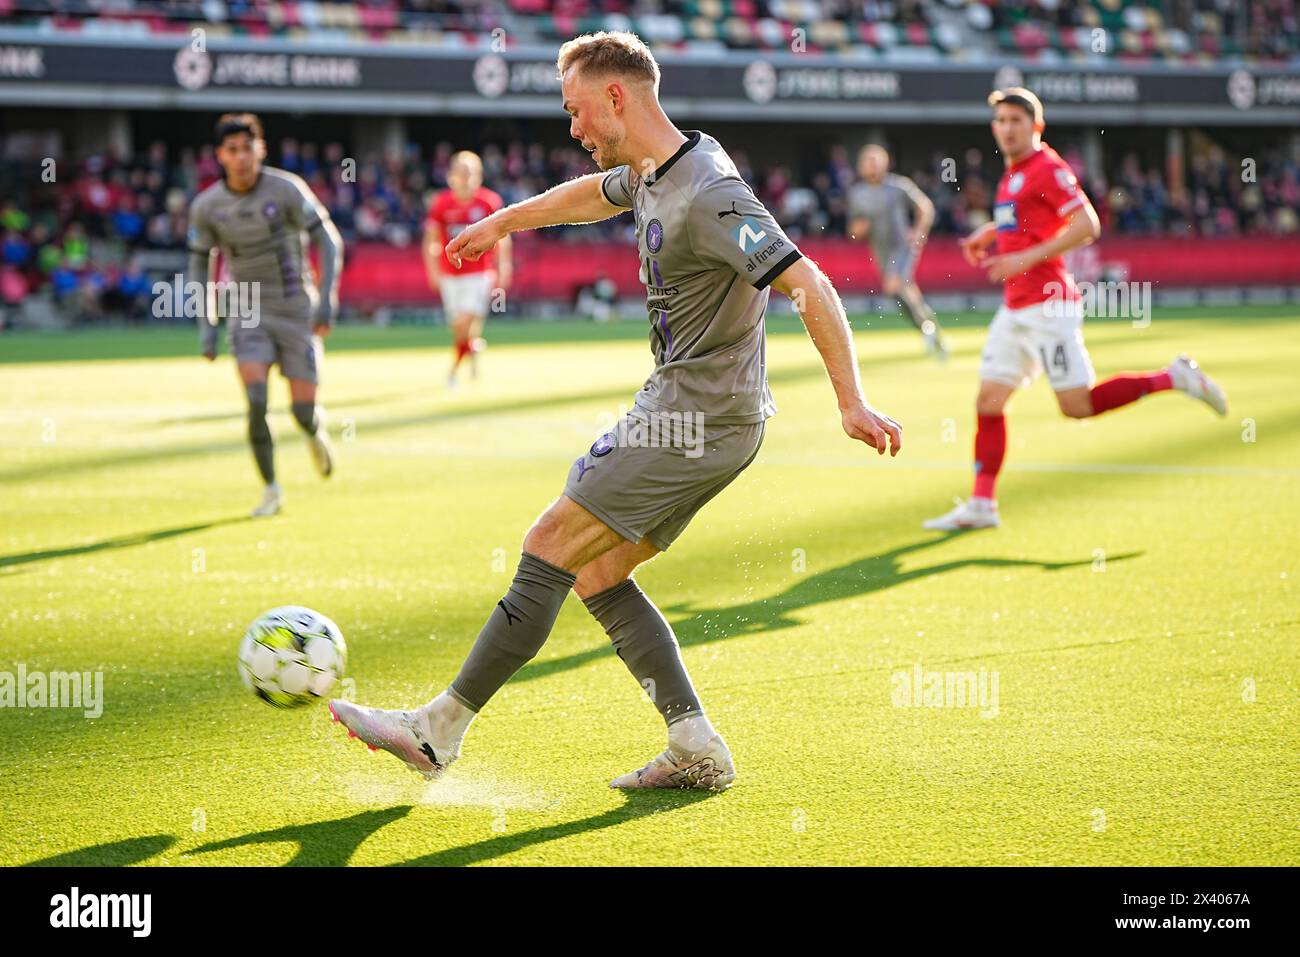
[847,145,947,359]
[328,33,902,790]
[187,113,344,517]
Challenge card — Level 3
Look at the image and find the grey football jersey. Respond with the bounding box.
[187,166,329,321]
[602,131,802,424]
[847,173,926,251]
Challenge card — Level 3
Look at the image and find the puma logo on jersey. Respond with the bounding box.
[717,201,745,219]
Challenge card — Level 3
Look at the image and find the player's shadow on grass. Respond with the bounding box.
[176,794,703,866]
[391,790,712,867]
[520,534,1143,683]
[184,806,413,867]
[140,390,415,430]
[0,362,853,486]
[23,834,176,867]
[0,517,249,573]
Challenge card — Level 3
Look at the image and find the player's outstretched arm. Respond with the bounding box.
[771,257,902,457]
[445,173,622,267]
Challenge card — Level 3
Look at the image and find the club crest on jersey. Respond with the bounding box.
[262,202,278,218]
[994,201,1017,231]
[1008,172,1026,195]
[646,218,664,253]
[589,432,617,457]
[734,217,768,254]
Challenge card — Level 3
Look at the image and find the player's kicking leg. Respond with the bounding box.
[328,496,628,780]
[329,497,733,788]
[330,412,759,789]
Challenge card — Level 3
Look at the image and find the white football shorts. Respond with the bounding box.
[439,271,495,319]
[979,297,1095,392]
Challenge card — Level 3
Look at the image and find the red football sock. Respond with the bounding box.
[972,414,1006,500]
[452,338,470,366]
[1088,370,1173,416]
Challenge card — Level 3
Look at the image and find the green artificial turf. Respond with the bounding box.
[1,306,1296,866]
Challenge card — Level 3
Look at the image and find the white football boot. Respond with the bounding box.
[610,734,737,791]
[251,483,282,518]
[328,699,459,781]
[1168,355,1228,416]
[308,426,334,478]
[922,497,1000,531]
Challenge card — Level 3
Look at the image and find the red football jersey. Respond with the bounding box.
[425,186,503,274]
[992,144,1092,309]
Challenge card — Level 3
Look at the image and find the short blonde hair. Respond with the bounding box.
[556,31,659,88]
[987,87,1044,128]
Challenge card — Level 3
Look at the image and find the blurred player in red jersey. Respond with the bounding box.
[925,88,1228,531]
[423,151,512,387]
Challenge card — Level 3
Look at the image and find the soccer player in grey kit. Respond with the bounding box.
[848,145,947,359]
[187,113,344,517]
[329,33,902,790]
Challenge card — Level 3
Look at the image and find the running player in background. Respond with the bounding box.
[847,145,947,360]
[423,151,512,387]
[188,113,344,518]
[924,88,1227,532]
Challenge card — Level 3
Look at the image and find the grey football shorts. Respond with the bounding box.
[230,313,322,384]
[562,406,766,552]
[874,242,917,282]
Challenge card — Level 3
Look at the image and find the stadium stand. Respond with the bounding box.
[2,0,1297,61]
[2,127,1296,319]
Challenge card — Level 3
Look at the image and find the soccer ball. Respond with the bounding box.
[238,606,347,708]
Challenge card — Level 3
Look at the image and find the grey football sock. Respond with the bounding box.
[896,295,929,334]
[290,400,319,436]
[582,578,702,726]
[448,552,576,712]
[246,381,275,484]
